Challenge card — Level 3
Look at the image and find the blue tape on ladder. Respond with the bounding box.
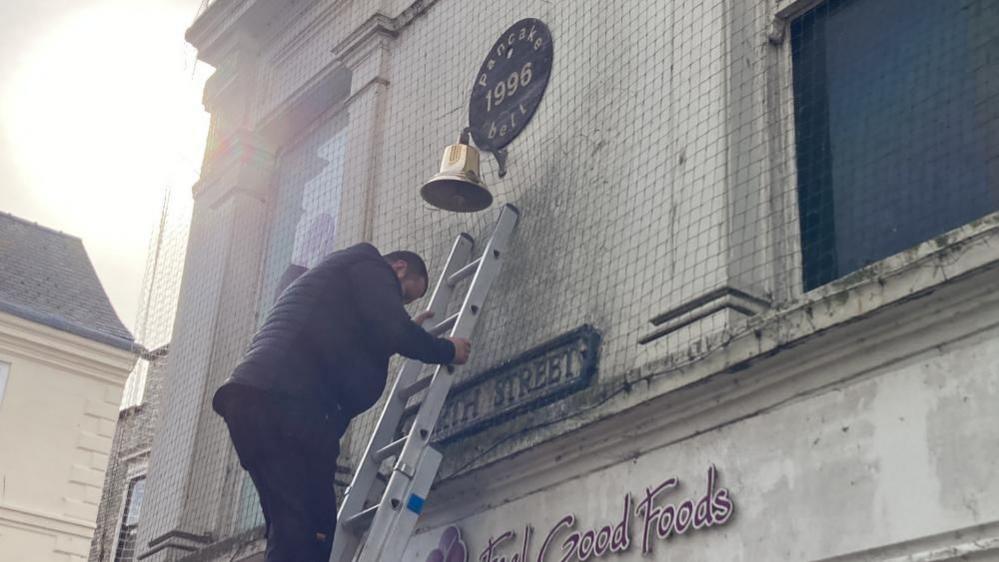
[406,494,425,514]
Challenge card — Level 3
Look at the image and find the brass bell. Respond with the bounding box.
[420,131,493,212]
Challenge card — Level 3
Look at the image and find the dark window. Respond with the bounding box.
[114,476,146,562]
[792,0,999,290]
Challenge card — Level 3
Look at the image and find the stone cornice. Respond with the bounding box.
[189,0,440,67]
[188,0,322,69]
[186,0,255,67]
[188,0,442,141]
[331,0,440,68]
[255,62,352,148]
[775,0,827,19]
[331,12,398,67]
[0,501,95,539]
[0,311,137,385]
[269,0,347,67]
[193,129,277,207]
[187,2,241,64]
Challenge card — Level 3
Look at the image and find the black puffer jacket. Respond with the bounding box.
[214,243,455,419]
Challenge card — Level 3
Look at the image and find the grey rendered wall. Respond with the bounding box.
[135,0,999,559]
[139,0,798,554]
[333,0,787,478]
[235,0,790,474]
[403,271,999,561]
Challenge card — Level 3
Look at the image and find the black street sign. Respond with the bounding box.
[402,326,600,443]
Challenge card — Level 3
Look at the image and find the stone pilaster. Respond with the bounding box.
[135,32,277,557]
[332,15,397,246]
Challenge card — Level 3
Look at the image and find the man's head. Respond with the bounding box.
[383,250,429,304]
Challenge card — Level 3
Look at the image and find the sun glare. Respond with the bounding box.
[3,0,211,326]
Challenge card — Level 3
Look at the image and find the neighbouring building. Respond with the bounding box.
[137,0,999,561]
[88,345,169,562]
[0,212,137,561]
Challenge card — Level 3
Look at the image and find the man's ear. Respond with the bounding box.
[389,259,408,278]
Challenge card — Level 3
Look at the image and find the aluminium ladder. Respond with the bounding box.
[330,204,520,562]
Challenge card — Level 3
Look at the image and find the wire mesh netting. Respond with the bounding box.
[134,0,999,558]
[120,184,193,408]
[792,0,999,290]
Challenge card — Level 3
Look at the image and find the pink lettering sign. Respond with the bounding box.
[434,465,734,562]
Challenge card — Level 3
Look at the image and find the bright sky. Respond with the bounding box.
[0,0,212,334]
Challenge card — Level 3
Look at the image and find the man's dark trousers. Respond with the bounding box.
[217,384,345,562]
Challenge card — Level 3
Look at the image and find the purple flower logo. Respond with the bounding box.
[424,526,467,562]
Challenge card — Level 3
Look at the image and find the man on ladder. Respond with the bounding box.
[212,243,472,562]
[331,204,518,562]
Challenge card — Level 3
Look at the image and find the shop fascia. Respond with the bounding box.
[424,465,734,562]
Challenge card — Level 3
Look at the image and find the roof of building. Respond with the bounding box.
[0,211,135,351]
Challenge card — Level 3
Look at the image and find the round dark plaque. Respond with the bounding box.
[468,19,553,152]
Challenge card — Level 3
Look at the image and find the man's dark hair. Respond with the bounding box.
[383,250,428,280]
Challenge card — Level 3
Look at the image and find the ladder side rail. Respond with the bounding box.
[331,234,474,562]
[333,362,419,525]
[421,234,477,326]
[449,205,517,342]
[392,205,518,474]
[358,447,443,562]
[375,448,443,562]
[355,206,520,562]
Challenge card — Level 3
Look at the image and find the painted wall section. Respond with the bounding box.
[404,265,999,562]
[0,311,137,561]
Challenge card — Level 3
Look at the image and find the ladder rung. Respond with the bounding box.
[344,504,379,529]
[371,437,407,463]
[400,403,418,419]
[428,313,459,336]
[447,258,481,287]
[398,376,432,400]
